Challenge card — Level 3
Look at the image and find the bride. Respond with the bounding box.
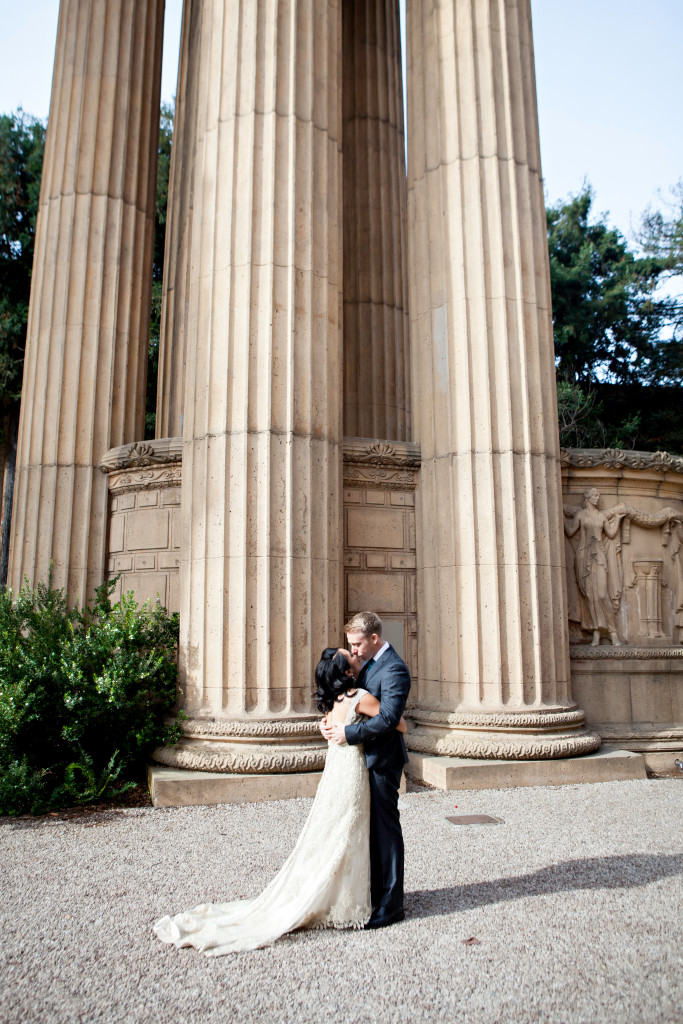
[153,648,407,956]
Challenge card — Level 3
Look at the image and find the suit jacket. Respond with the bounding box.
[344,645,411,771]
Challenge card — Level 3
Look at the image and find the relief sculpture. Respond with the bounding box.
[672,522,683,642]
[564,488,681,646]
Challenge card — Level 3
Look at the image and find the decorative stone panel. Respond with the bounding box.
[562,448,683,647]
[562,449,683,754]
[343,439,420,677]
[101,439,182,613]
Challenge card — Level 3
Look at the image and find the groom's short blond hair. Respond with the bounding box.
[344,611,383,637]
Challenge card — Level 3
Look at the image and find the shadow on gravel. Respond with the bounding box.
[3,808,132,831]
[405,853,683,919]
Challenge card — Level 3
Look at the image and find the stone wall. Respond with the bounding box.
[101,439,182,613]
[562,449,683,754]
[99,439,683,761]
[342,439,420,678]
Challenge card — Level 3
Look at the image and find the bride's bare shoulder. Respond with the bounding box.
[326,690,359,724]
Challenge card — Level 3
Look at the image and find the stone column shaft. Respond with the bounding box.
[156,0,343,774]
[342,0,410,441]
[155,0,196,439]
[9,0,164,602]
[406,0,599,757]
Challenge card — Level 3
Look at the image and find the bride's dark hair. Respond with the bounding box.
[314,647,356,713]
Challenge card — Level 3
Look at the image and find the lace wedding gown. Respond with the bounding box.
[153,690,371,956]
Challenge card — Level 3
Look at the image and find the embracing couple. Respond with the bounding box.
[154,611,411,956]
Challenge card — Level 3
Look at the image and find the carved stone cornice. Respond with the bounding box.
[343,437,421,467]
[100,437,183,473]
[100,437,183,495]
[570,645,683,660]
[342,437,421,490]
[561,448,683,475]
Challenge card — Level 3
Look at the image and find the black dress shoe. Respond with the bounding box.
[364,907,405,930]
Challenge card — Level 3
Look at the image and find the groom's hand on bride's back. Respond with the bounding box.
[328,723,347,745]
[320,716,333,740]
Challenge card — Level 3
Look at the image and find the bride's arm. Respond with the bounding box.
[357,692,407,733]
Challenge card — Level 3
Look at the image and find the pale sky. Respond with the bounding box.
[1,0,681,241]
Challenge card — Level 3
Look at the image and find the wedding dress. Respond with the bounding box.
[153,690,371,956]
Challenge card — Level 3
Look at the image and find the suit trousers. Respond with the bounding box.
[368,762,404,913]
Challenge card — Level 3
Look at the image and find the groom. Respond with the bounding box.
[322,611,411,929]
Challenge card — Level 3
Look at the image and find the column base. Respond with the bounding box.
[407,707,601,760]
[152,716,327,774]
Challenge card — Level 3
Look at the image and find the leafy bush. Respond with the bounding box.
[0,576,180,815]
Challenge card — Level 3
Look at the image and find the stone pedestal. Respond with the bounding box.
[405,0,599,758]
[8,0,164,602]
[155,0,343,774]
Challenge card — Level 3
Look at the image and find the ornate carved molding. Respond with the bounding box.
[409,707,587,731]
[570,645,683,660]
[561,448,683,475]
[343,437,421,468]
[105,466,182,496]
[406,702,600,761]
[342,436,421,491]
[171,715,323,742]
[153,744,327,774]
[342,438,421,490]
[408,728,601,761]
[152,715,328,773]
[342,465,419,491]
[100,437,183,474]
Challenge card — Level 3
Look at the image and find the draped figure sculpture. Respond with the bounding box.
[564,488,682,646]
[564,488,625,647]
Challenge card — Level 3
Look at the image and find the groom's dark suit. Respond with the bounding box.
[344,645,411,917]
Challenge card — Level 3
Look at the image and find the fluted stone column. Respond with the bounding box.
[155,0,196,439]
[342,0,410,441]
[8,0,164,602]
[154,0,343,774]
[406,0,599,758]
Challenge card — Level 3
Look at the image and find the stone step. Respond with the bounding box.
[148,764,407,808]
[148,766,323,808]
[406,748,647,791]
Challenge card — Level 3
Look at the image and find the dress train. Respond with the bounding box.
[153,690,371,955]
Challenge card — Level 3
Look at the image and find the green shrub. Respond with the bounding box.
[0,576,180,815]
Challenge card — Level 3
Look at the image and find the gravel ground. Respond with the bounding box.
[1,777,682,1024]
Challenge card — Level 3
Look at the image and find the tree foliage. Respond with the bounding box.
[0,576,180,815]
[0,110,45,416]
[547,185,681,385]
[548,185,683,453]
[636,178,683,348]
[145,102,173,439]
[0,103,171,441]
